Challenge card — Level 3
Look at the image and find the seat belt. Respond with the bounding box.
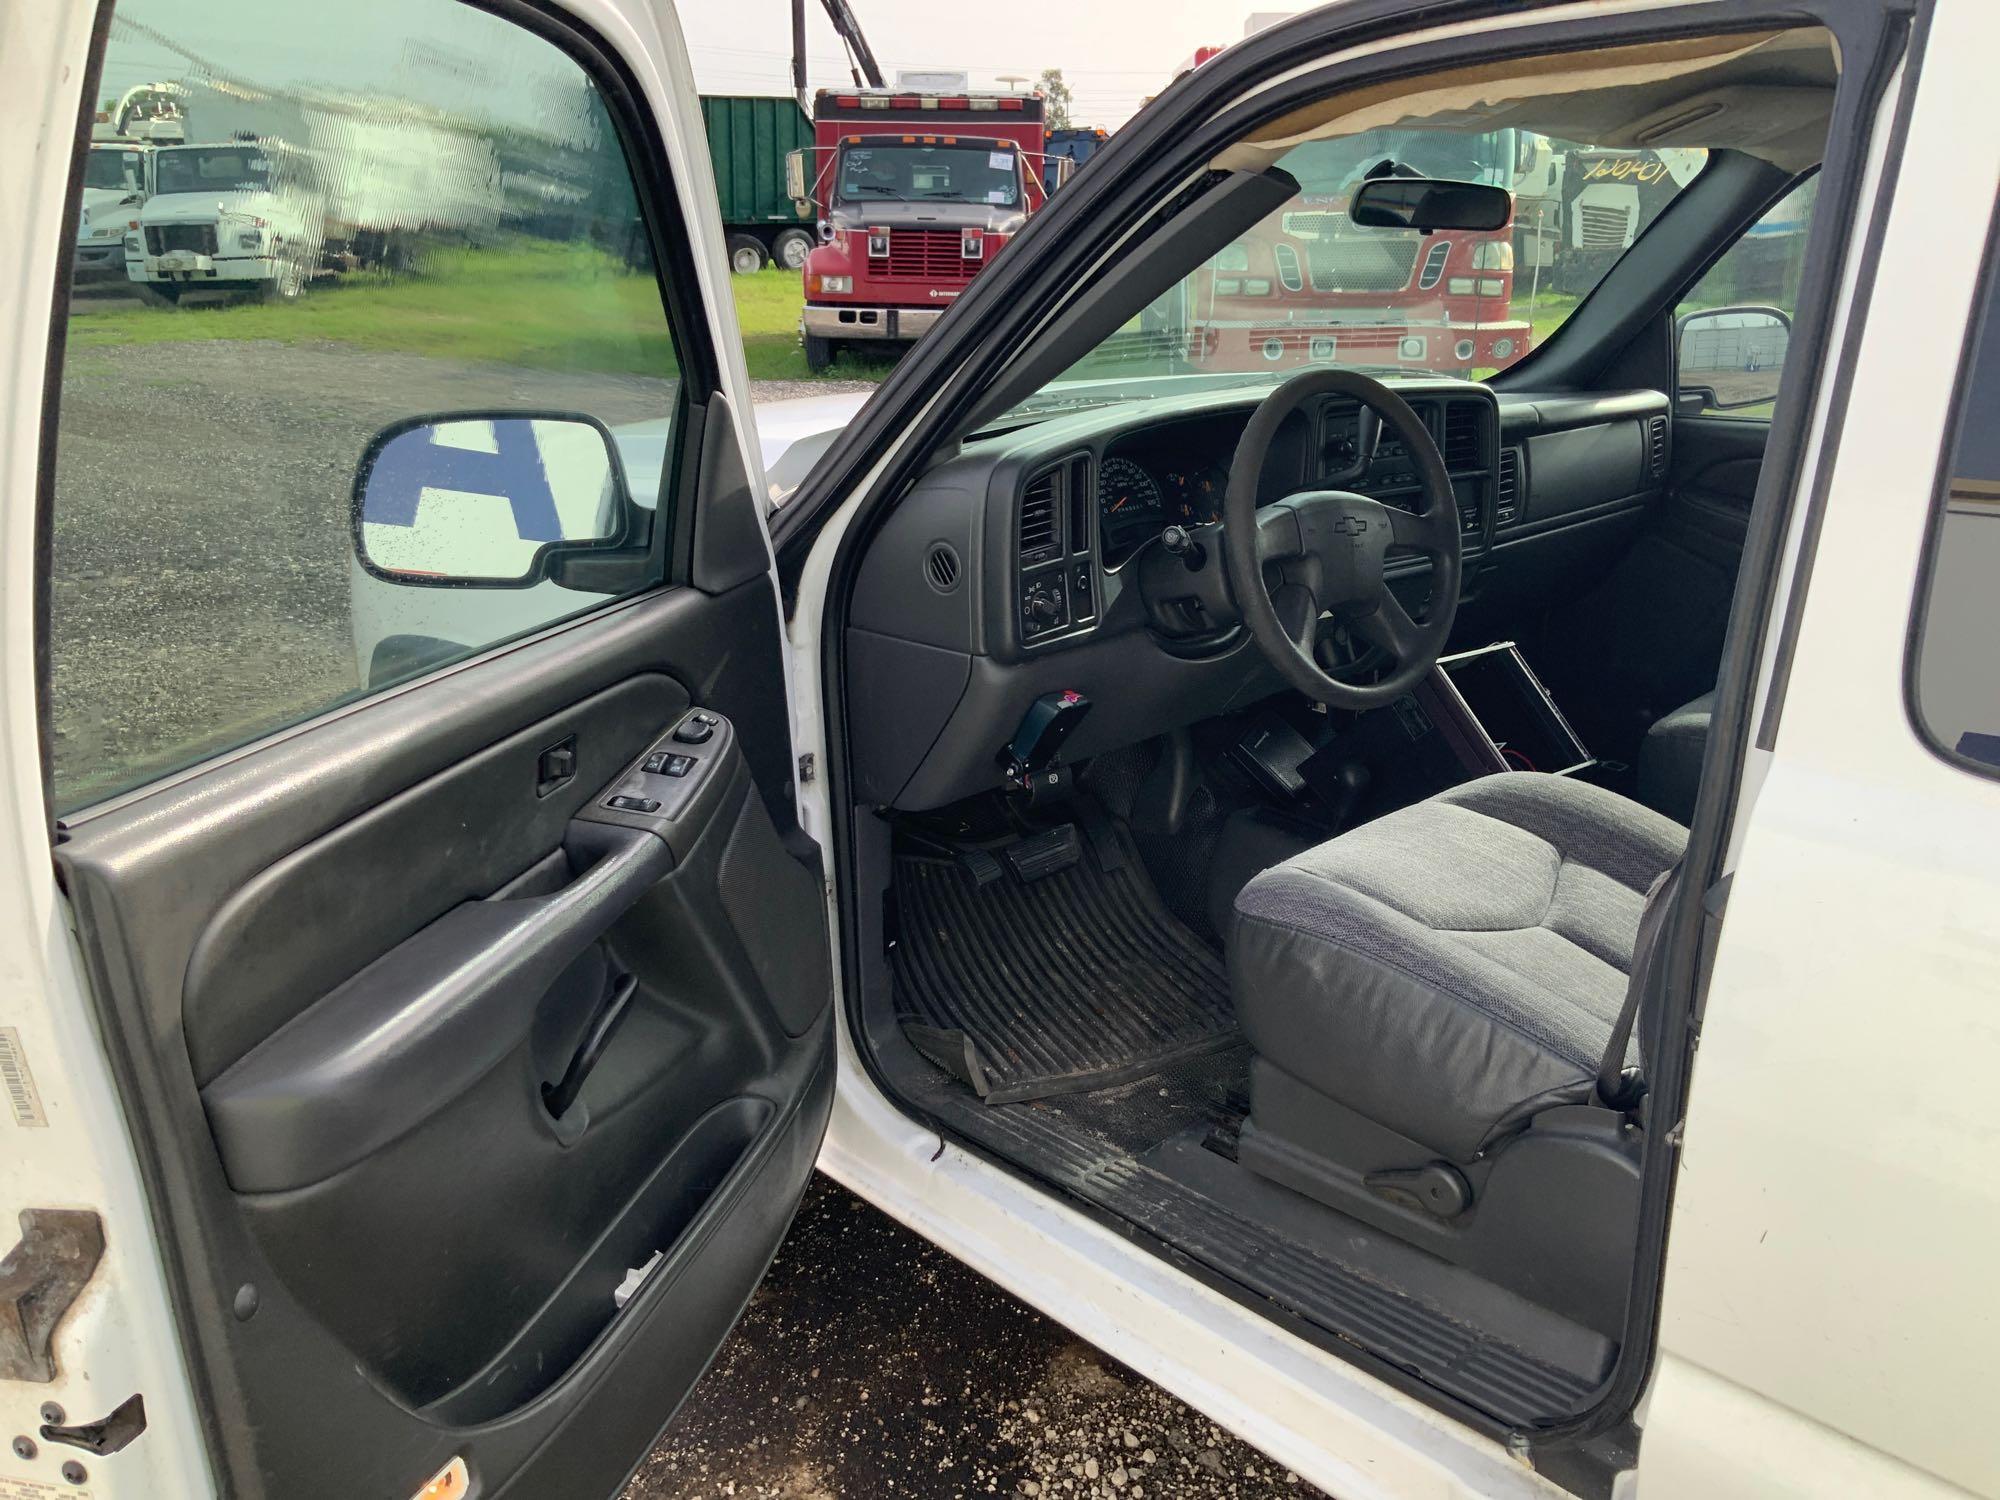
[1596,861,1682,1109]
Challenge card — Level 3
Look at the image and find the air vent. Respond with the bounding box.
[924,542,961,592]
[1441,401,1484,470]
[1273,243,1303,292]
[1068,454,1093,553]
[1646,414,1669,478]
[1496,447,1521,525]
[1019,468,1061,566]
[1417,239,1451,290]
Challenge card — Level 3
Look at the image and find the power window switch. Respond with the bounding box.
[661,754,695,777]
[606,794,660,813]
[641,751,669,774]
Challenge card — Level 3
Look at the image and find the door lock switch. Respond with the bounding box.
[605,794,661,813]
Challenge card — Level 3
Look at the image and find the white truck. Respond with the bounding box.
[72,142,154,284]
[124,80,502,303]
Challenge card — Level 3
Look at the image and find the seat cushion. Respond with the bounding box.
[1637,690,1715,825]
[1230,774,1686,1161]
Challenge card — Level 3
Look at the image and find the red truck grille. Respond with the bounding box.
[873,230,980,285]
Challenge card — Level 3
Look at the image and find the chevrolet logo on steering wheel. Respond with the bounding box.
[1333,515,1371,536]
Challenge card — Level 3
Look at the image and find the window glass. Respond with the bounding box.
[51,0,684,813]
[998,110,1706,422]
[837,144,1021,208]
[1911,251,2000,774]
[1674,176,1819,417]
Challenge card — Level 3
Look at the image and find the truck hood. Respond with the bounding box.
[827,199,1026,235]
[603,389,871,512]
[77,186,141,239]
[140,189,288,225]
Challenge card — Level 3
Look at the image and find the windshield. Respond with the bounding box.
[1002,119,1706,420]
[836,143,1020,207]
[84,149,146,192]
[155,146,273,196]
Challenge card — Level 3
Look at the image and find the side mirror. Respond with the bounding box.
[1676,304,1791,412]
[1350,175,1511,233]
[784,147,808,207]
[352,413,635,588]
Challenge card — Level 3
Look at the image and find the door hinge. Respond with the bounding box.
[797,752,816,784]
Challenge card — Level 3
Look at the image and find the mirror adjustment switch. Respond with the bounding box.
[606,794,660,813]
[672,720,713,744]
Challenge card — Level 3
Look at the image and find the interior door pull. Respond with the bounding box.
[202,824,673,1192]
[543,973,639,1122]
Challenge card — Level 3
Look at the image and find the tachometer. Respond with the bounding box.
[1099,457,1163,564]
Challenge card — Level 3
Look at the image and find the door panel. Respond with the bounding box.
[56,565,832,1498]
[1536,416,1764,760]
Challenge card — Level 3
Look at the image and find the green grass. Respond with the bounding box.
[67,242,891,385]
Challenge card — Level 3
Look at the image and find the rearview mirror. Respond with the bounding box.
[785,147,808,209]
[1349,175,1511,233]
[352,413,634,588]
[1676,304,1791,413]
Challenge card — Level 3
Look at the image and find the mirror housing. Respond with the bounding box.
[1349,174,1512,233]
[785,147,809,210]
[351,412,639,589]
[1676,304,1791,412]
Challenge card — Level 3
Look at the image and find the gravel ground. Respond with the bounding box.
[624,1176,1324,1500]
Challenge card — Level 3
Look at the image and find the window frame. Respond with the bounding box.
[37,0,725,822]
[1903,200,2000,782]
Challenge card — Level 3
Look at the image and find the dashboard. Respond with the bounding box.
[844,379,1674,811]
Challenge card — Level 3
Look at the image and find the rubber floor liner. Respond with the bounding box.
[892,833,1236,1104]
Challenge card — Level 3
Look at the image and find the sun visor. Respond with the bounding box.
[1212,28,1835,176]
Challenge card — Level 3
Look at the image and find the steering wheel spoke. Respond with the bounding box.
[1347,593,1422,664]
[1388,501,1457,555]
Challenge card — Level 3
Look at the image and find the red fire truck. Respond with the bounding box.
[1184,128,1535,377]
[1163,41,1533,376]
[786,89,1056,371]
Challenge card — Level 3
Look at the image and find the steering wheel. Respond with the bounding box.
[1221,369,1462,710]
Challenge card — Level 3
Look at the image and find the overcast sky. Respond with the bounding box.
[101,0,1293,133]
[680,0,1286,128]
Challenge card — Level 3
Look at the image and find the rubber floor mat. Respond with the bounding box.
[892,833,1236,1104]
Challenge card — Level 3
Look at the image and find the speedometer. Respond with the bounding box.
[1099,457,1163,565]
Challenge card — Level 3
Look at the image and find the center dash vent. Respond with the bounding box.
[1496,447,1521,525]
[1019,467,1061,566]
[1441,401,1485,470]
[1646,414,1669,478]
[924,542,962,592]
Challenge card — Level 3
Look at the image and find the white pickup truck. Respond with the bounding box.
[12,3,2000,1500]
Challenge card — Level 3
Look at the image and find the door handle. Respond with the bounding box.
[203,824,673,1192]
